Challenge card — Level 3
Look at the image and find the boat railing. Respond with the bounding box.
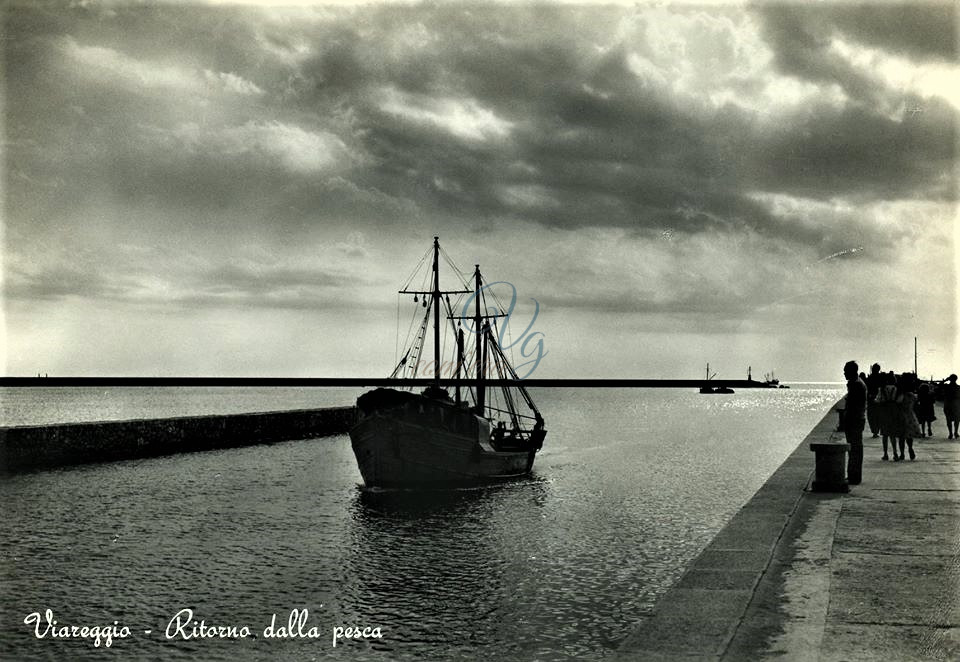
[491,427,545,451]
[483,405,539,421]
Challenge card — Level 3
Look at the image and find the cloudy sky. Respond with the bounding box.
[3,0,957,381]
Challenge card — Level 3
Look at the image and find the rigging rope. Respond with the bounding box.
[438,246,472,290]
[389,241,538,423]
[398,245,432,292]
[394,246,439,381]
[409,299,432,381]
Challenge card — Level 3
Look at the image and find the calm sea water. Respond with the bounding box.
[0,386,841,661]
[0,387,359,427]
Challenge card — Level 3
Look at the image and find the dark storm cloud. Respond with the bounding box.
[170,255,385,310]
[752,0,959,162]
[4,1,955,292]
[830,4,957,62]
[754,4,882,101]
[277,3,953,239]
[4,2,956,379]
[757,2,957,67]
[300,22,778,239]
[746,98,957,201]
[536,292,762,318]
[6,251,370,311]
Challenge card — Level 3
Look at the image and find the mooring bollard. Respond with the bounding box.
[809,441,850,492]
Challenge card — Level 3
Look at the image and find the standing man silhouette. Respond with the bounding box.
[843,360,867,485]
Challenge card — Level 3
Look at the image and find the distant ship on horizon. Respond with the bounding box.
[700,363,734,394]
[747,366,790,389]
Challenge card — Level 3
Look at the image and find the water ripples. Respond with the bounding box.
[1,387,841,661]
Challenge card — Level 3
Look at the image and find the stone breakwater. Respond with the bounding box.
[0,407,358,473]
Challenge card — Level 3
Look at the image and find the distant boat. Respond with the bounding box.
[700,363,715,393]
[763,371,789,388]
[699,363,734,394]
[349,237,547,488]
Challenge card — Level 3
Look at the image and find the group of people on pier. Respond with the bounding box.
[841,361,960,485]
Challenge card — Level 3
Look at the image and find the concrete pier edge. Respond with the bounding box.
[615,404,839,660]
[617,402,960,661]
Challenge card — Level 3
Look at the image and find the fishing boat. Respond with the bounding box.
[763,371,789,388]
[699,363,734,394]
[699,363,714,393]
[349,237,547,488]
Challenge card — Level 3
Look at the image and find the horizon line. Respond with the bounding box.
[0,377,841,388]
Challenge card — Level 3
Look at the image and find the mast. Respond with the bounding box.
[914,337,918,375]
[480,322,488,414]
[456,328,464,404]
[432,236,440,385]
[397,238,470,387]
[475,264,485,414]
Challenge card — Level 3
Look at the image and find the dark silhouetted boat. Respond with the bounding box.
[699,363,734,394]
[350,237,546,488]
[762,371,789,388]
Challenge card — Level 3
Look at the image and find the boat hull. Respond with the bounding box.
[349,393,537,488]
